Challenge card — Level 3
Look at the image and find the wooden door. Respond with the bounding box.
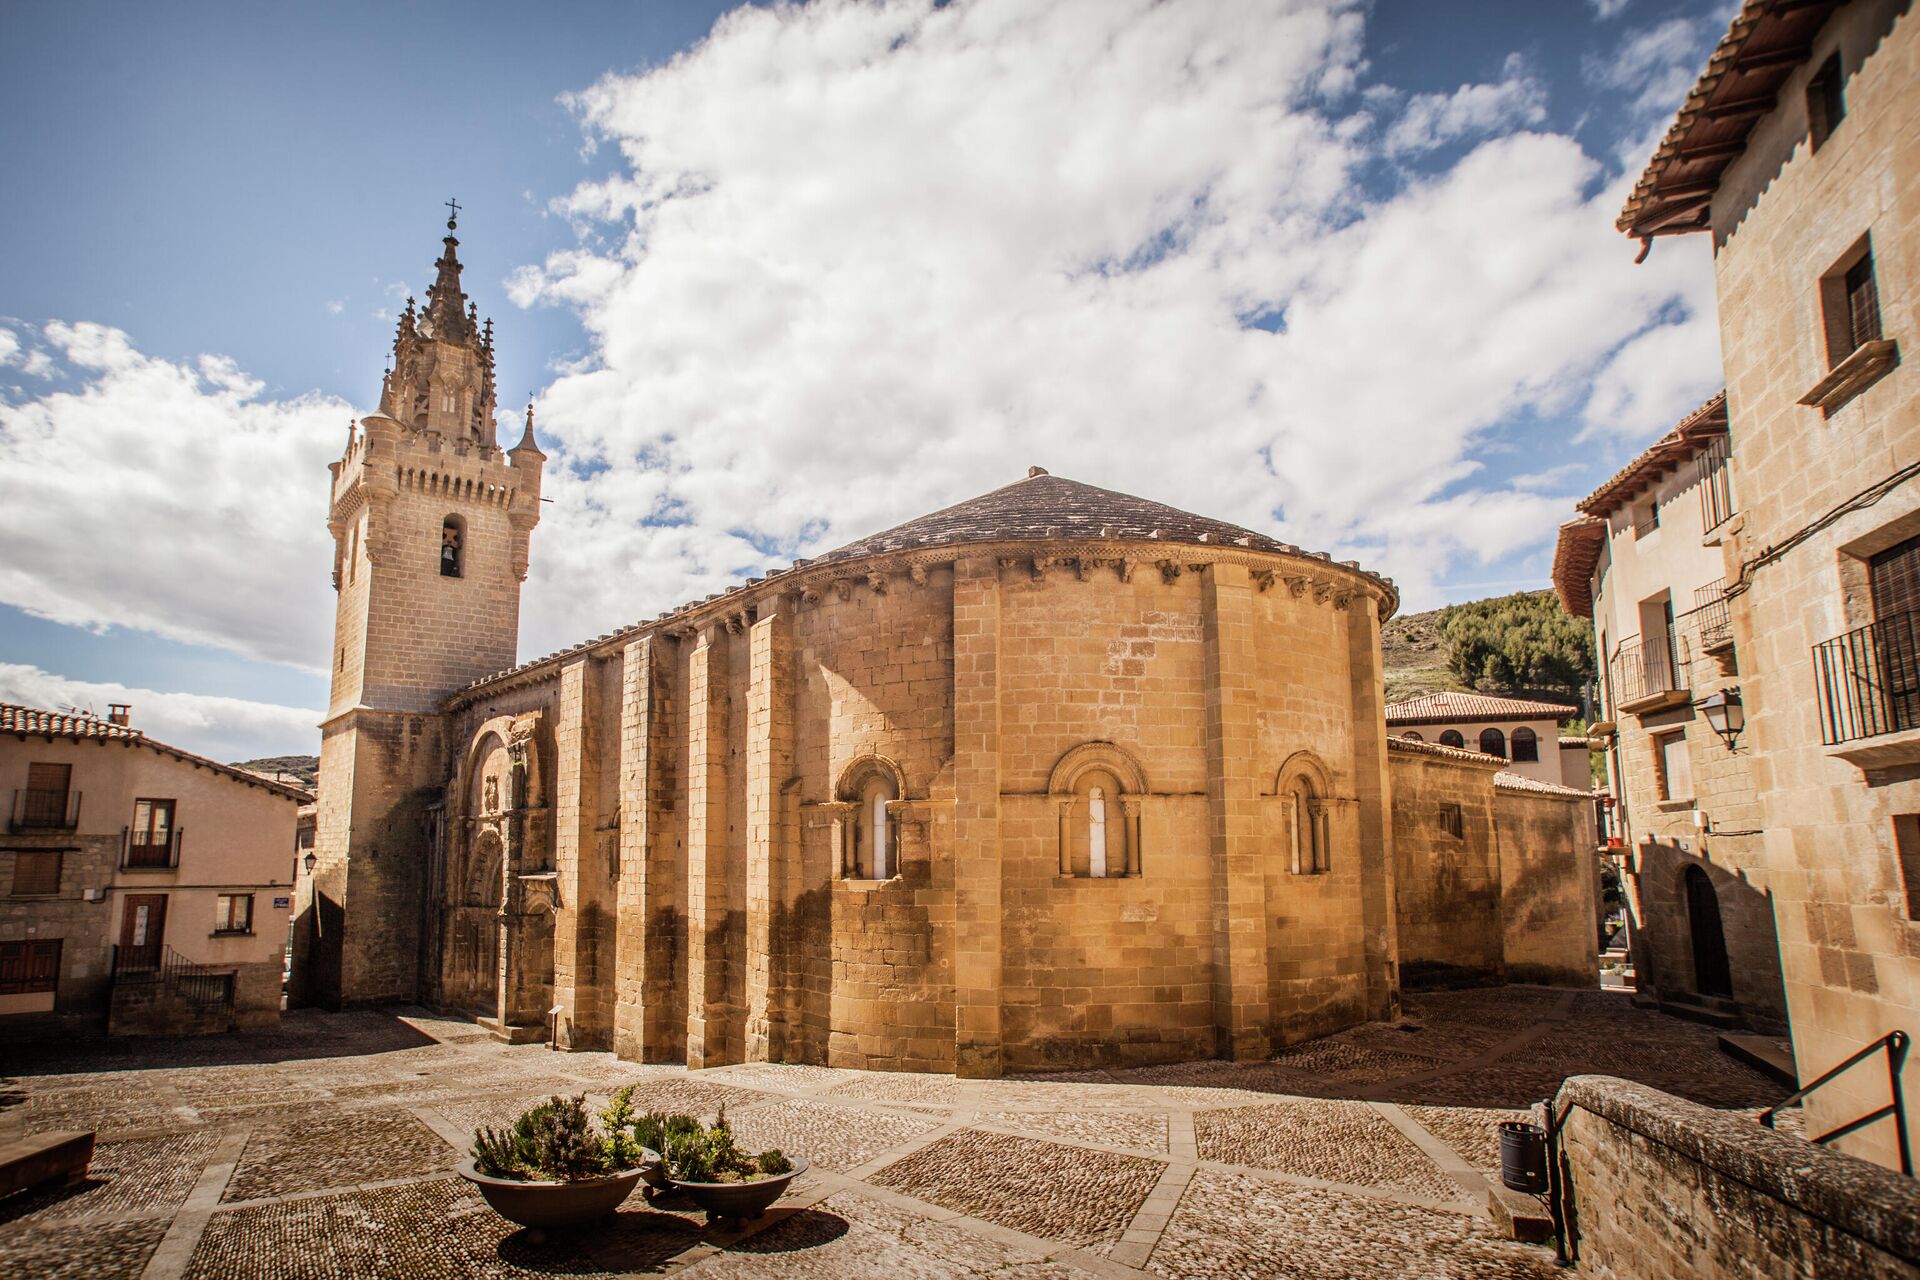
[120,894,167,971]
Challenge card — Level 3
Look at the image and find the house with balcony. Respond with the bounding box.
[0,702,308,1034]
[1383,690,1590,789]
[1554,392,1788,1034]
[1612,0,1916,1170]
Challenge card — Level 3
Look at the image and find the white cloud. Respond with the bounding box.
[1588,0,1631,19]
[504,0,1714,620]
[1383,56,1547,155]
[0,663,320,763]
[1586,15,1723,123]
[0,322,346,669]
[0,327,18,364]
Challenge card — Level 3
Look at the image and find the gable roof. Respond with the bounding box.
[1576,392,1728,520]
[1,702,312,803]
[1619,0,1844,242]
[1386,735,1509,768]
[1551,517,1608,620]
[1385,690,1580,727]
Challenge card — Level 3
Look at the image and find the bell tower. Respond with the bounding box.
[299,208,546,1008]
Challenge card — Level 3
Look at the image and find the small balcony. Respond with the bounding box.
[1685,580,1735,657]
[122,826,183,870]
[7,788,81,834]
[1610,632,1690,715]
[1814,611,1920,747]
[1697,435,1735,535]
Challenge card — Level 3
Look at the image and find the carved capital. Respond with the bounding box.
[1158,561,1182,584]
[1251,569,1276,593]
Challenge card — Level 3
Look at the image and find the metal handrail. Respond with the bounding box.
[1813,610,1920,745]
[1698,434,1735,532]
[111,942,235,1009]
[1610,632,1684,705]
[1759,1029,1911,1176]
[122,825,183,868]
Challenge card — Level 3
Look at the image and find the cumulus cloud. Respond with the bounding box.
[0,663,320,762]
[1588,0,1632,18]
[506,0,1713,624]
[1586,15,1725,123]
[0,323,346,669]
[1382,56,1548,155]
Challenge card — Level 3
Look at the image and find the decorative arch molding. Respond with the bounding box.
[1271,749,1337,876]
[1046,741,1149,797]
[834,753,909,803]
[1047,741,1147,878]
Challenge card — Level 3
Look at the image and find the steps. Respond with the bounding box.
[1656,992,1744,1029]
[475,1016,546,1045]
[1719,1033,1798,1088]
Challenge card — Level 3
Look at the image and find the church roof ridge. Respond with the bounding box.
[449,469,1397,704]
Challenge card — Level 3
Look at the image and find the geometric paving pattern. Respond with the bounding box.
[0,988,1789,1279]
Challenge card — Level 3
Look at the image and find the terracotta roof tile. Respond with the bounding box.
[1494,771,1593,799]
[1575,391,1727,520]
[1384,690,1580,727]
[1,701,312,803]
[1386,736,1508,767]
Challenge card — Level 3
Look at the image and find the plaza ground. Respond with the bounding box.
[0,986,1787,1279]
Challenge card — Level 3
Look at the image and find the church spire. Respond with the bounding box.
[376,203,498,443]
[420,200,471,344]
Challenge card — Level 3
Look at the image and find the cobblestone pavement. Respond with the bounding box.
[0,988,1788,1279]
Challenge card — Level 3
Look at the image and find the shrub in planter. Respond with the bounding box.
[460,1095,657,1232]
[600,1096,806,1221]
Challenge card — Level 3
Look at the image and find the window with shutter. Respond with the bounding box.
[21,763,71,829]
[1846,253,1882,353]
[0,938,61,994]
[10,849,62,895]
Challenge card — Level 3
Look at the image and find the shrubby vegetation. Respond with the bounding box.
[1437,590,1594,696]
[469,1090,790,1184]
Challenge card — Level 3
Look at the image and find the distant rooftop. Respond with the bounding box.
[1,702,312,803]
[1385,690,1580,727]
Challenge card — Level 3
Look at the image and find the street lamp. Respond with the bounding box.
[1696,687,1744,751]
[303,851,318,876]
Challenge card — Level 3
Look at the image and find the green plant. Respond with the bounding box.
[470,1094,622,1183]
[613,1103,792,1184]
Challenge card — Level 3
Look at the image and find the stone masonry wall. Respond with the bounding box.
[1495,786,1600,987]
[1556,1075,1919,1280]
[1389,747,1506,987]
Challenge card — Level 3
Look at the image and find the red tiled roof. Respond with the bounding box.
[1,701,312,803]
[1494,771,1593,799]
[1559,736,1598,749]
[1384,691,1579,727]
[1386,736,1508,768]
[1576,392,1728,520]
[1552,517,1608,620]
[1619,0,1844,241]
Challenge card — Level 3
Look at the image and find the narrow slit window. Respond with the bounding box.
[1808,52,1845,150]
[441,515,464,578]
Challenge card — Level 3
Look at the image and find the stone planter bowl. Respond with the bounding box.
[459,1158,653,1230]
[668,1156,809,1222]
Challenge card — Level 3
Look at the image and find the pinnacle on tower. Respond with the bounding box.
[377,206,499,440]
[513,400,546,459]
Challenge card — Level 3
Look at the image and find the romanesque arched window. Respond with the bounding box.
[837,757,905,880]
[1401,730,1424,741]
[441,514,465,578]
[1274,751,1334,875]
[1439,729,1465,748]
[1511,726,1539,762]
[1048,743,1147,878]
[1479,727,1507,758]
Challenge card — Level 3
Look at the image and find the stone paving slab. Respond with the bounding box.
[0,1214,171,1280]
[223,1107,457,1203]
[872,1128,1164,1248]
[1193,1099,1468,1202]
[726,1098,941,1172]
[974,1108,1171,1153]
[1146,1169,1556,1280]
[0,1131,218,1224]
[1399,1105,1526,1174]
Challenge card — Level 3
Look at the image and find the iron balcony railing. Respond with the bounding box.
[1698,434,1735,532]
[122,825,183,869]
[1686,579,1733,654]
[1610,631,1684,706]
[1814,610,1920,745]
[111,943,235,1009]
[8,788,81,833]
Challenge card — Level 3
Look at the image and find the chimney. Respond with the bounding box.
[108,703,131,726]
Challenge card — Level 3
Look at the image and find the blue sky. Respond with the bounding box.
[0,0,1735,758]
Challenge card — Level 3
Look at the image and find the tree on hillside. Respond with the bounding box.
[1438,590,1594,696]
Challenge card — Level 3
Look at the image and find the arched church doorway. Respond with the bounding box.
[453,828,504,1016]
[1684,865,1733,999]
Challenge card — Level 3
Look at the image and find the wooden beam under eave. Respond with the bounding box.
[1730,45,1812,73]
[1701,93,1777,120]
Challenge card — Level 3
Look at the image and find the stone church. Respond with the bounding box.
[295,220,1597,1076]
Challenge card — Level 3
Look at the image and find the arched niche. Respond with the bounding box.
[1047,742,1147,878]
[834,754,907,880]
[1273,750,1335,876]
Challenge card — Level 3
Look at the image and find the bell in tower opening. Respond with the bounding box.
[442,517,464,577]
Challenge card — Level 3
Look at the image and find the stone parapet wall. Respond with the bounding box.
[1555,1075,1919,1279]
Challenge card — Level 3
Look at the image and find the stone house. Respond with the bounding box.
[0,702,307,1033]
[295,217,1598,1076]
[1384,690,1589,789]
[1614,0,1916,1168]
[1552,392,1788,1033]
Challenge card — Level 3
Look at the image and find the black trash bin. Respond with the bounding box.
[1498,1120,1548,1194]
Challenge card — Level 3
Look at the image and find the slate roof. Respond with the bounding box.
[455,468,1395,702]
[1384,691,1580,727]
[1494,771,1593,800]
[819,469,1293,561]
[1385,736,1508,767]
[1,701,313,803]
